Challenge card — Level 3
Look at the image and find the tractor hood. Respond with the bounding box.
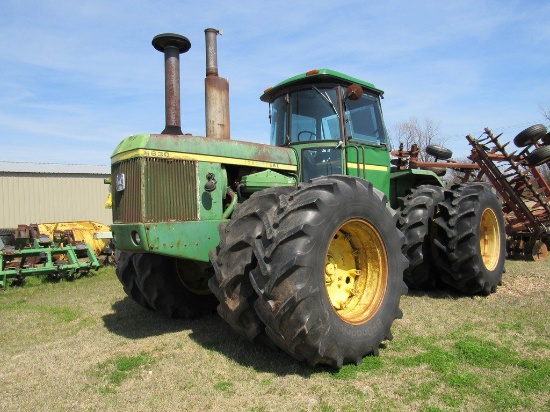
[111,133,297,172]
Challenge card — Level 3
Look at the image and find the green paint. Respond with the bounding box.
[197,162,225,220]
[111,133,298,168]
[112,221,224,262]
[389,169,443,208]
[240,169,297,193]
[260,68,383,102]
[345,143,391,197]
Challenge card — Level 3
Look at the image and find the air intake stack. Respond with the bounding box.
[152,33,191,135]
[205,28,230,139]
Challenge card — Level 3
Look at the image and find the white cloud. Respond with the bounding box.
[0,0,549,165]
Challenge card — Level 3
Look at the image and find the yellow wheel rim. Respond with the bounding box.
[175,259,212,295]
[324,219,388,325]
[479,208,500,271]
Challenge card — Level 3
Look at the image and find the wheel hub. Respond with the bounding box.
[175,259,212,295]
[325,262,360,310]
[324,219,388,325]
[480,208,500,271]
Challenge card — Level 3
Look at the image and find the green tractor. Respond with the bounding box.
[111,30,505,368]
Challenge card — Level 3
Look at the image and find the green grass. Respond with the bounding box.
[0,261,549,411]
[91,351,155,393]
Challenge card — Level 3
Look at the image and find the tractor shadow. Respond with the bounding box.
[102,297,187,339]
[405,284,485,300]
[406,288,466,299]
[102,297,316,376]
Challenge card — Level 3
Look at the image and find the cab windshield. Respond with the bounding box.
[270,87,341,146]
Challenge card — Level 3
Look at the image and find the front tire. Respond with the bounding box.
[134,254,217,319]
[208,187,293,341]
[432,183,505,295]
[249,176,408,368]
[115,251,151,309]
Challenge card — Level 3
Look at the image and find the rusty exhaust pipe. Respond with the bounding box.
[205,28,230,139]
[152,33,191,135]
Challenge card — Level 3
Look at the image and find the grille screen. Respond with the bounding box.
[112,157,198,223]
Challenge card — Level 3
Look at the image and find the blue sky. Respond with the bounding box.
[1,0,549,165]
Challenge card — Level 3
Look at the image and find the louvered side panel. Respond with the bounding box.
[112,159,142,224]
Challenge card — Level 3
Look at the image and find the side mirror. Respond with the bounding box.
[345,84,363,101]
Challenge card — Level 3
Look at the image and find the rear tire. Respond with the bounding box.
[134,254,217,319]
[432,183,505,295]
[249,176,408,368]
[398,185,445,290]
[208,187,293,341]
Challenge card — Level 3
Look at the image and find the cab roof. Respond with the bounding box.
[260,68,384,102]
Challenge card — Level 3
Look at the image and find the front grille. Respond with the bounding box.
[112,157,198,223]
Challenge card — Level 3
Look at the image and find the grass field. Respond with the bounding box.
[0,259,549,411]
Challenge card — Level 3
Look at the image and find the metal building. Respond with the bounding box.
[0,162,112,228]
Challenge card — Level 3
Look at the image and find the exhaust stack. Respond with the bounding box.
[205,28,230,139]
[152,33,191,135]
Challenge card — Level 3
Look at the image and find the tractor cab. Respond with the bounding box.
[261,69,391,192]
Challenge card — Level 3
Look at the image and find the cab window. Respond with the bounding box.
[344,93,388,145]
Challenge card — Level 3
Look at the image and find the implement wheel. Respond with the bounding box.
[250,176,407,368]
[526,145,550,167]
[524,240,548,262]
[426,145,453,160]
[134,254,217,319]
[432,183,505,295]
[398,185,445,289]
[513,124,547,147]
[209,187,293,341]
[0,228,15,247]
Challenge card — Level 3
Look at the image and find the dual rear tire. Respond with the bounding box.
[432,183,505,295]
[399,183,505,295]
[398,185,445,290]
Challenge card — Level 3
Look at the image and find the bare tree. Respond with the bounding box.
[391,117,447,162]
[540,104,550,123]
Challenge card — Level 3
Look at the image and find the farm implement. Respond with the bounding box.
[466,126,550,260]
[391,125,550,261]
[0,222,112,287]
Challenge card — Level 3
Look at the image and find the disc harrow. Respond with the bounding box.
[466,127,550,260]
[391,124,550,261]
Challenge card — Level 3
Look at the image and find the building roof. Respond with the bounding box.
[0,161,110,175]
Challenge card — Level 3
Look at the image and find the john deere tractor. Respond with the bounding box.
[110,30,505,368]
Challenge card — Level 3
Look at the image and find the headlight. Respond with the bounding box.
[131,231,141,245]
